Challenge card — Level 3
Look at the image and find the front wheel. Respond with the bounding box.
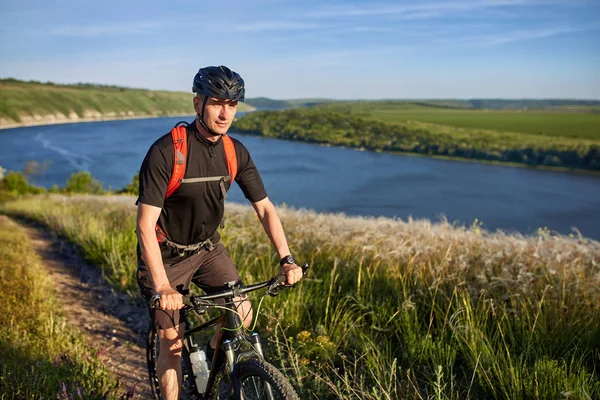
[209,358,299,400]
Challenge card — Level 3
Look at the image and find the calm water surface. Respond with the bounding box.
[1,117,599,240]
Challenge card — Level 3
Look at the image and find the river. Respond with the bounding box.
[1,116,599,240]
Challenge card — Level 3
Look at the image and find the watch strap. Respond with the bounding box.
[279,255,296,266]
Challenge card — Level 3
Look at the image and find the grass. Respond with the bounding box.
[1,194,599,399]
[318,101,600,141]
[0,216,122,399]
[0,78,253,125]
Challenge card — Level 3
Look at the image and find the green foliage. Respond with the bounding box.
[0,217,120,398]
[64,171,104,194]
[232,108,600,171]
[3,171,31,193]
[2,171,45,195]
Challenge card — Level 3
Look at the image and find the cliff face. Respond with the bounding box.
[0,111,194,129]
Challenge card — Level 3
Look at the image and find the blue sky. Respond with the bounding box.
[1,0,599,99]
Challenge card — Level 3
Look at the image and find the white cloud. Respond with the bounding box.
[306,0,564,19]
[437,24,600,46]
[47,21,162,37]
[232,21,320,32]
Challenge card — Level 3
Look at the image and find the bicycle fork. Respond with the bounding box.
[224,332,276,400]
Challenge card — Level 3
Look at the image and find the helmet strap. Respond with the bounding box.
[196,95,222,137]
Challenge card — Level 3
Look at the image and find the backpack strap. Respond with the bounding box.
[165,125,188,198]
[222,135,237,184]
[179,135,237,198]
[155,124,187,245]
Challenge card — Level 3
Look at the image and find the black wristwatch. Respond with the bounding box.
[279,255,296,267]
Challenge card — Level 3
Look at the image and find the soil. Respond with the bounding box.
[8,216,153,399]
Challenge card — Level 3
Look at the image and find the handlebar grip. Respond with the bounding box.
[277,263,309,286]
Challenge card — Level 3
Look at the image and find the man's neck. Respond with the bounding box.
[195,119,221,143]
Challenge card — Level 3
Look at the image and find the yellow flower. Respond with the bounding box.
[315,335,334,349]
[295,331,312,343]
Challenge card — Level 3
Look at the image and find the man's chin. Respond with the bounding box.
[212,125,230,135]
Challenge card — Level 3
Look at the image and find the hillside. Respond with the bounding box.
[245,97,294,110]
[232,107,600,171]
[244,97,337,110]
[0,78,254,129]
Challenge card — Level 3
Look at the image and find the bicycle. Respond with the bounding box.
[146,264,308,400]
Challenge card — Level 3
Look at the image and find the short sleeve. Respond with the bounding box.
[233,140,267,203]
[136,144,171,208]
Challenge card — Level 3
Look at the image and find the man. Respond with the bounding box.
[136,65,303,400]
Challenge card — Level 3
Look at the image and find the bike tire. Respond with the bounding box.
[147,326,201,400]
[208,358,299,400]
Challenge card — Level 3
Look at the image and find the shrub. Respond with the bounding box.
[64,172,104,194]
[1,171,45,195]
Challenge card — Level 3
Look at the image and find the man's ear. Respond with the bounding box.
[193,95,203,113]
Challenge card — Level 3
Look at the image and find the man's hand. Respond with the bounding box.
[280,263,304,285]
[156,286,184,310]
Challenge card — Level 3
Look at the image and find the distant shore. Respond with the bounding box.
[0,113,197,131]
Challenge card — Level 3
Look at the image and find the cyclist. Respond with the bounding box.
[135,65,304,400]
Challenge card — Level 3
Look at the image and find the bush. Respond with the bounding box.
[1,171,45,195]
[64,172,104,194]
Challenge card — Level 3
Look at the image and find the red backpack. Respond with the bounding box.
[165,123,238,198]
[155,122,238,249]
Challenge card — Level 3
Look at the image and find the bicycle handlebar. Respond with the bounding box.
[149,263,309,310]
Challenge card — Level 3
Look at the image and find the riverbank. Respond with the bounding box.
[372,144,600,176]
[0,112,197,130]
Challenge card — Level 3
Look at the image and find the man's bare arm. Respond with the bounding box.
[251,197,303,285]
[136,203,183,310]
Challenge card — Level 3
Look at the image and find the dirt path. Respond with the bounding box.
[10,217,153,399]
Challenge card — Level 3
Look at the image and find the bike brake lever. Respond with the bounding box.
[149,294,161,309]
[265,276,285,297]
[301,263,309,275]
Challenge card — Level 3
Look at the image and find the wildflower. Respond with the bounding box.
[295,331,312,343]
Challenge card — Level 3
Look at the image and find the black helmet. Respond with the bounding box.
[192,66,245,102]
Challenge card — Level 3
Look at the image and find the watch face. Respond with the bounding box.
[281,255,295,266]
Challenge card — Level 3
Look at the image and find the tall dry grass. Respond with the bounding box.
[2,194,599,399]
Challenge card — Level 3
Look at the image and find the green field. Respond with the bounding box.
[319,101,600,141]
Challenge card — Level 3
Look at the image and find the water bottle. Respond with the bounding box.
[189,346,210,394]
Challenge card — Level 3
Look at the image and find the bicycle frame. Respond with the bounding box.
[150,265,308,399]
[181,283,274,399]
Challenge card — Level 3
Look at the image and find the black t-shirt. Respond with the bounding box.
[137,121,267,261]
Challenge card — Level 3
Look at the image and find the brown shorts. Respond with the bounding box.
[137,243,240,330]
